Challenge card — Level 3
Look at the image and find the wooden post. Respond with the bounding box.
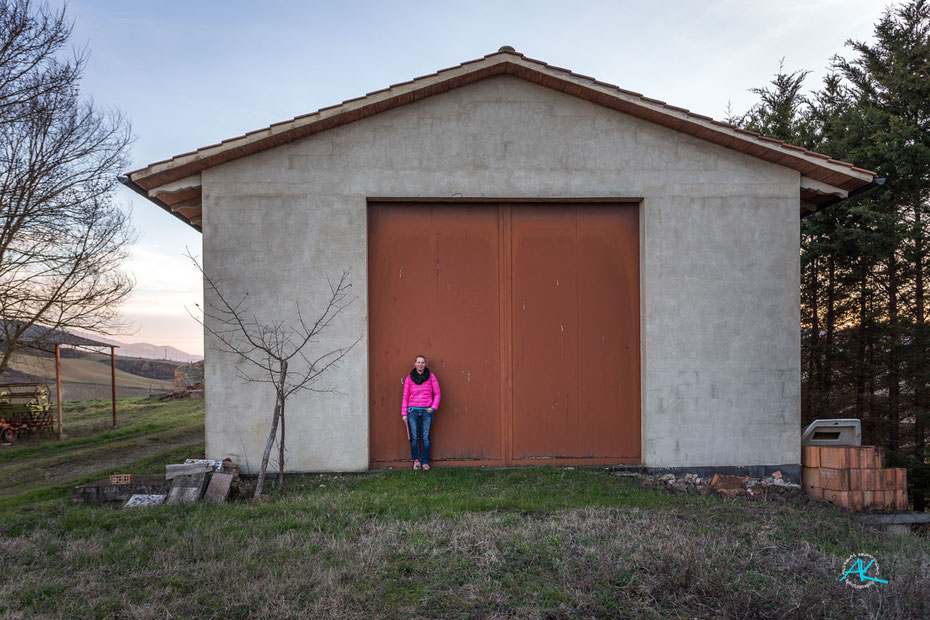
[55,344,63,440]
[110,347,117,427]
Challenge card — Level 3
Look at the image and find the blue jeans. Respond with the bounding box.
[407,408,434,465]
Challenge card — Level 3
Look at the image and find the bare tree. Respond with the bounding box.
[190,254,361,497]
[0,0,134,372]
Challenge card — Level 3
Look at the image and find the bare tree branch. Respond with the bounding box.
[187,252,361,496]
[0,0,134,373]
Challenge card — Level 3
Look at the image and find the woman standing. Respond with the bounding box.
[402,355,441,470]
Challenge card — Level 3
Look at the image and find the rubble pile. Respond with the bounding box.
[623,470,804,501]
[122,458,240,508]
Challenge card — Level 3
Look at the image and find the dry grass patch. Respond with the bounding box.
[1,469,928,618]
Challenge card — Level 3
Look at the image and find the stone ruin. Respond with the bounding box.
[73,457,241,507]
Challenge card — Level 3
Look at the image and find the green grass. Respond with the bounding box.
[0,396,204,500]
[0,402,928,618]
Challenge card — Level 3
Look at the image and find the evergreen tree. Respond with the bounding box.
[733,0,930,509]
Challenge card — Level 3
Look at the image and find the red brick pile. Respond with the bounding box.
[802,445,907,511]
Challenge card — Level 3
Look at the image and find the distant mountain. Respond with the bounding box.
[25,327,204,363]
[114,342,202,363]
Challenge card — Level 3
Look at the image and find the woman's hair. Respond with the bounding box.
[415,354,427,362]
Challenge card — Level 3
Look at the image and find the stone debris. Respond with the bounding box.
[615,470,803,502]
[159,457,241,507]
[73,475,170,504]
[125,494,166,508]
[204,473,234,503]
[184,458,224,471]
[166,472,209,504]
[166,462,214,480]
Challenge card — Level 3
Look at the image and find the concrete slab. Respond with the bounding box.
[124,494,166,508]
[166,473,208,504]
[166,462,213,480]
[204,473,233,503]
[73,475,170,504]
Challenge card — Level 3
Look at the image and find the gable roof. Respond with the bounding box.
[122,48,877,231]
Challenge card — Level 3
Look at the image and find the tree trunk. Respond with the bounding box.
[278,396,286,491]
[888,253,900,454]
[913,205,926,511]
[255,359,288,498]
[856,271,868,422]
[823,255,836,415]
[806,256,821,422]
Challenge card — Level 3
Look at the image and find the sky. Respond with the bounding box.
[53,0,889,356]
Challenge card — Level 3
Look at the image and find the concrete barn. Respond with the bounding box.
[124,49,876,476]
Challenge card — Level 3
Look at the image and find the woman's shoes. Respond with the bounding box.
[413,460,421,470]
[422,464,430,470]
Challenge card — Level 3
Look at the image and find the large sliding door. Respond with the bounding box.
[369,202,640,467]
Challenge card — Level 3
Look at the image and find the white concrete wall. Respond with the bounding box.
[201,75,800,473]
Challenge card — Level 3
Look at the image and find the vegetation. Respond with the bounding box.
[1,402,927,617]
[732,0,930,511]
[0,470,928,616]
[195,258,360,497]
[0,396,203,503]
[0,0,134,374]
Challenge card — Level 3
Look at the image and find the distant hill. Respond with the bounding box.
[113,342,202,363]
[3,350,175,390]
[63,330,202,362]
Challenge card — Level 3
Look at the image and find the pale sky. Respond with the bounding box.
[57,0,887,356]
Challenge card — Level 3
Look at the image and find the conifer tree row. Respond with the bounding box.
[733,0,930,510]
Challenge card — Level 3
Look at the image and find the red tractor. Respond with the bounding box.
[0,383,53,443]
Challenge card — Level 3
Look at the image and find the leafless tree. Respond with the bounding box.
[190,254,361,497]
[0,0,135,372]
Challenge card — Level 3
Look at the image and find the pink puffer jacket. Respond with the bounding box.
[402,373,441,416]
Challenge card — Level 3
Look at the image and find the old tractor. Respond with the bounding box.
[0,383,53,443]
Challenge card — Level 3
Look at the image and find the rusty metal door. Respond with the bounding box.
[368,203,503,466]
[511,205,640,461]
[369,202,640,467]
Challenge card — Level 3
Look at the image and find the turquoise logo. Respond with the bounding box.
[839,554,888,589]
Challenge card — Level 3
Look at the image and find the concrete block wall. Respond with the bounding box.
[201,75,801,473]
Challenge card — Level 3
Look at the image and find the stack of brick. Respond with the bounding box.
[802,445,907,511]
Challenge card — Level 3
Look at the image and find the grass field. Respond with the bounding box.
[0,399,928,618]
[6,351,175,390]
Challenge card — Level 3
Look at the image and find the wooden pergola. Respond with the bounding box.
[2,324,119,439]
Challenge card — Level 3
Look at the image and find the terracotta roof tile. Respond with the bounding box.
[127,49,877,189]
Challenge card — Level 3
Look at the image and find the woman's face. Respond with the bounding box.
[415,357,427,372]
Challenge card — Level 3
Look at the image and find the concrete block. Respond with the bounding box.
[858,469,869,490]
[820,447,848,469]
[124,494,166,508]
[895,489,908,511]
[73,475,171,504]
[849,469,863,491]
[166,463,213,480]
[824,489,849,508]
[894,467,907,489]
[883,469,897,491]
[166,473,208,504]
[858,447,878,469]
[801,466,820,489]
[204,473,233,503]
[819,468,850,491]
[848,490,864,511]
[802,445,820,468]
[804,486,823,499]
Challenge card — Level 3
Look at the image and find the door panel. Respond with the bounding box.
[369,202,640,466]
[511,206,580,458]
[368,204,502,463]
[511,204,640,459]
